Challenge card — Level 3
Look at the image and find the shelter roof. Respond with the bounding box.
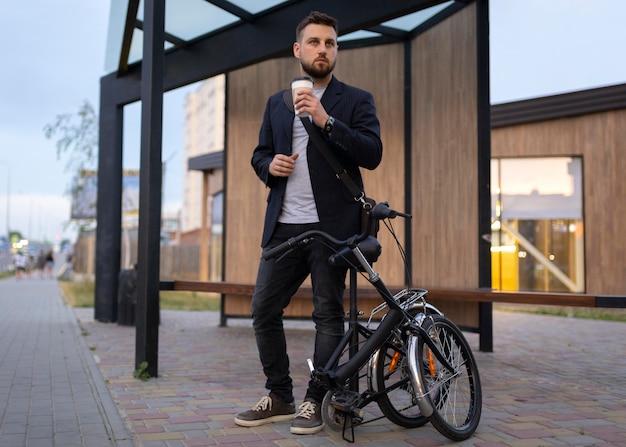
[105,0,465,87]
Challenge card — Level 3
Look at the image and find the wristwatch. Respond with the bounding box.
[323,116,335,137]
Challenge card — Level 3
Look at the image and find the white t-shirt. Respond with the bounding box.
[278,86,326,224]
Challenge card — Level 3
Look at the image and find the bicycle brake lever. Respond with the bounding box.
[275,237,312,262]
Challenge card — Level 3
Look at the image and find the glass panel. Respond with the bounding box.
[104,0,129,72]
[339,30,381,42]
[127,29,143,67]
[382,1,455,30]
[491,157,585,293]
[210,191,224,281]
[136,0,240,41]
[229,0,290,14]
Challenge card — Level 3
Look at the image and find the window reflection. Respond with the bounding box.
[491,157,584,292]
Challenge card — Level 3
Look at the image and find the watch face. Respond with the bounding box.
[325,117,334,134]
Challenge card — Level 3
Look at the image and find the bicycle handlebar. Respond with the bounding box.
[262,202,411,261]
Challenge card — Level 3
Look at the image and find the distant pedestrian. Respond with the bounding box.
[36,250,46,278]
[27,253,35,278]
[13,251,28,280]
[44,250,54,278]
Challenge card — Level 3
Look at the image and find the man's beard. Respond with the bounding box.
[301,58,335,79]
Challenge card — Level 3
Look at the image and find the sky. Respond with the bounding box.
[0,0,625,244]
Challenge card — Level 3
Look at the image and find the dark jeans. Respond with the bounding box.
[251,223,347,404]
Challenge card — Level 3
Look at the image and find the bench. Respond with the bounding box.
[159,279,625,351]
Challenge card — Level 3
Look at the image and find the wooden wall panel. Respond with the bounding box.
[225,59,294,284]
[411,4,479,325]
[333,44,406,286]
[225,44,407,293]
[492,109,626,295]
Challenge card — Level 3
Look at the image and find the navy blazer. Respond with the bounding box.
[251,76,383,247]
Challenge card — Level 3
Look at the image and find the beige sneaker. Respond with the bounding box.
[234,393,295,427]
[290,400,324,434]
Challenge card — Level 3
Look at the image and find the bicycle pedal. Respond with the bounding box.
[329,391,361,412]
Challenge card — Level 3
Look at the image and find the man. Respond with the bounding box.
[234,11,382,435]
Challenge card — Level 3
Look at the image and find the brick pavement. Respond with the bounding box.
[75,300,626,446]
[2,276,625,446]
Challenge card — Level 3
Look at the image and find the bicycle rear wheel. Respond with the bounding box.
[416,315,482,441]
[371,305,429,428]
[371,341,429,428]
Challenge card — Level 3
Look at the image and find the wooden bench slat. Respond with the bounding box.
[160,280,624,308]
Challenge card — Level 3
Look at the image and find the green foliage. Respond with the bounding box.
[133,361,150,381]
[9,231,23,244]
[159,290,222,311]
[59,280,221,311]
[494,303,626,323]
[43,100,99,234]
[43,100,98,176]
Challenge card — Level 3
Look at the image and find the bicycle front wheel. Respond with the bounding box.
[416,315,482,441]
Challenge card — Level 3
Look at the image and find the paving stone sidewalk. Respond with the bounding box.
[74,298,626,446]
[2,276,625,447]
[0,277,133,446]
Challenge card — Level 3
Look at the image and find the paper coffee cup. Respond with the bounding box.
[291,77,313,117]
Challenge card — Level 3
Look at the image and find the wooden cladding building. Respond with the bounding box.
[491,83,626,296]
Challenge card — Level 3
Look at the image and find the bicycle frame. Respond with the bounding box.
[262,202,467,436]
[311,242,456,413]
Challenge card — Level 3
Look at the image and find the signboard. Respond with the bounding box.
[71,170,140,220]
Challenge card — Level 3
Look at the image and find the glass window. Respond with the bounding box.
[209,191,223,282]
[491,157,584,292]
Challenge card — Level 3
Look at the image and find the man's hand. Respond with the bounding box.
[293,89,330,128]
[269,153,299,177]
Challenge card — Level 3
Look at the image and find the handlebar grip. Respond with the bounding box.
[262,237,298,260]
[370,201,412,220]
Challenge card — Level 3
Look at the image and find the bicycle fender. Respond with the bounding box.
[407,336,435,418]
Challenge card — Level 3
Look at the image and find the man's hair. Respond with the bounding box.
[295,11,338,42]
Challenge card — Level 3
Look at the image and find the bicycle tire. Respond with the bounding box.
[371,307,429,428]
[416,315,482,441]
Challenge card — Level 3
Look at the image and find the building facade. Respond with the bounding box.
[181,75,226,233]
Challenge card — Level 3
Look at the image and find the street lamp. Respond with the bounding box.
[0,161,10,240]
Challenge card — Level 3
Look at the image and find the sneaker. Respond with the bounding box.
[234,393,295,427]
[290,400,324,434]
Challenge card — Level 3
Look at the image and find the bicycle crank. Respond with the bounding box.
[321,391,366,442]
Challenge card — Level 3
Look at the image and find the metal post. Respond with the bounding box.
[476,0,493,353]
[95,98,123,322]
[0,161,9,238]
[403,40,412,280]
[135,0,165,378]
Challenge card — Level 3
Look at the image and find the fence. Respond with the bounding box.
[72,234,221,281]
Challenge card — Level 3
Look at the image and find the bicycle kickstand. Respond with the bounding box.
[342,414,356,443]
